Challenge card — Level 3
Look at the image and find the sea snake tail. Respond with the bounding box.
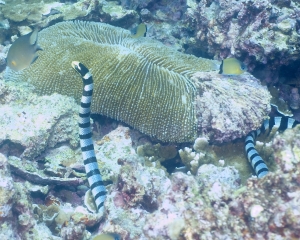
[245,116,299,178]
[72,61,106,212]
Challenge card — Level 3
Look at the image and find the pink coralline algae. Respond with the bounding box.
[192,71,271,143]
[98,126,300,240]
[122,0,187,21]
[185,0,300,83]
[0,154,14,220]
[0,116,299,239]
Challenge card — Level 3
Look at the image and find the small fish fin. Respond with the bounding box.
[143,24,147,37]
[131,26,137,35]
[36,45,43,51]
[29,28,39,45]
[219,60,224,74]
[31,55,39,65]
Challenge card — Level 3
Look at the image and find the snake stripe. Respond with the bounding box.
[245,116,299,178]
[72,61,106,212]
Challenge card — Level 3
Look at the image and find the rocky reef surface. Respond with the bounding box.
[0,78,79,159]
[0,0,299,239]
[183,0,300,118]
[192,71,270,143]
[0,74,299,238]
[185,0,300,84]
[1,0,297,114]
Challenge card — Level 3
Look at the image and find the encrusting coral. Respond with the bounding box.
[192,71,271,142]
[0,0,98,28]
[185,0,300,84]
[5,20,270,143]
[0,78,79,159]
[0,105,299,239]
[0,153,15,225]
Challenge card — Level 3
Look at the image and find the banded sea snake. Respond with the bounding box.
[245,116,299,178]
[72,60,299,211]
[72,61,106,212]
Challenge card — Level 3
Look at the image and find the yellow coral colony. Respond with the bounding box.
[5,21,220,142]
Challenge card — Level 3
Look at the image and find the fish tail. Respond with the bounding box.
[72,61,106,212]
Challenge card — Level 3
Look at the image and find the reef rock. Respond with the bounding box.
[0,89,298,239]
[100,125,300,239]
[0,78,79,159]
[185,0,300,83]
[0,0,98,28]
[0,153,16,239]
[193,71,271,142]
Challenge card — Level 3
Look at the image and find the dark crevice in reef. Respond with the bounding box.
[30,191,47,204]
[0,140,25,158]
[141,195,159,213]
[278,59,300,86]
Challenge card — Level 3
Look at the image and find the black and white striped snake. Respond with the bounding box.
[72,61,299,193]
[245,116,299,178]
[72,61,106,212]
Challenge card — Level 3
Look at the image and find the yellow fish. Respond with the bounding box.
[131,23,147,38]
[92,233,121,240]
[6,28,42,71]
[219,58,247,75]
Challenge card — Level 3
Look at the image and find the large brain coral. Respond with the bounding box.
[5,21,220,143]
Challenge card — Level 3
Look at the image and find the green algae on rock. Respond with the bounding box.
[0,0,97,27]
[5,21,220,143]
